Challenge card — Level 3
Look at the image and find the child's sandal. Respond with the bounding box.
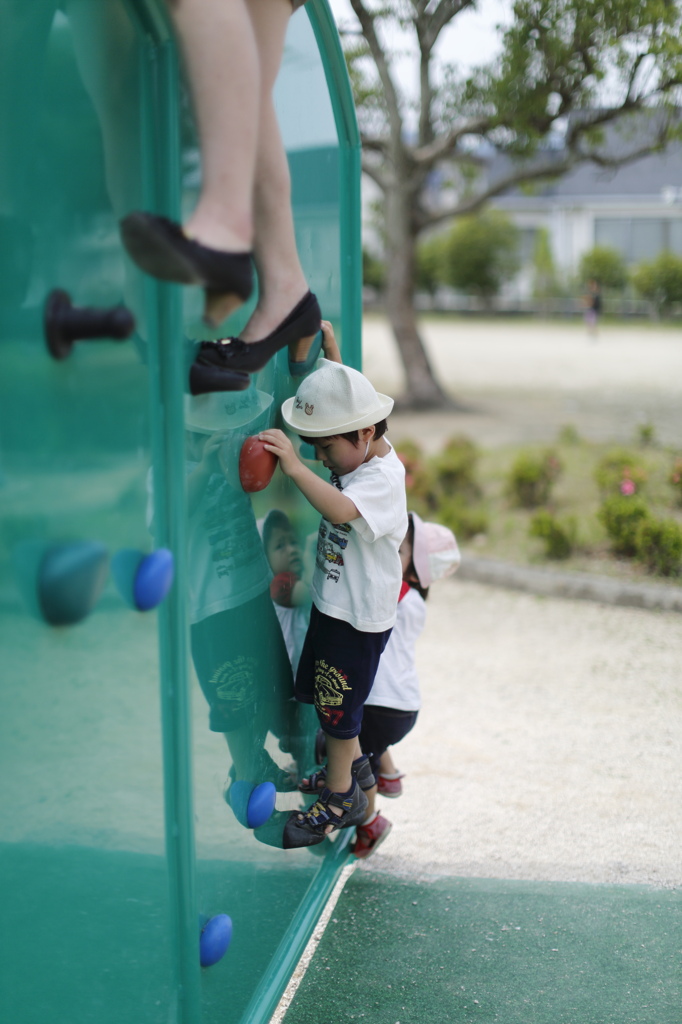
[283,782,368,849]
[298,754,376,794]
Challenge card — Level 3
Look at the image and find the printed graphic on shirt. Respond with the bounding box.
[313,657,351,726]
[202,477,264,578]
[316,520,351,582]
[209,654,256,714]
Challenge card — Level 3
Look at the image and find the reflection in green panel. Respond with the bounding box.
[179,7,361,1022]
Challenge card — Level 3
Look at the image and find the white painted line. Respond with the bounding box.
[269,862,357,1023]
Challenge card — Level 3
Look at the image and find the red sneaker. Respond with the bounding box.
[377,773,404,798]
[352,813,392,859]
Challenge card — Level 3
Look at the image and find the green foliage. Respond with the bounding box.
[531,228,559,299]
[668,457,682,506]
[578,246,627,290]
[437,497,489,541]
[594,449,647,497]
[636,422,656,447]
[557,423,582,445]
[635,518,682,576]
[440,212,520,300]
[599,496,651,557]
[362,249,386,291]
[397,436,487,539]
[529,510,576,560]
[631,251,682,314]
[416,235,447,295]
[430,435,481,498]
[506,449,563,508]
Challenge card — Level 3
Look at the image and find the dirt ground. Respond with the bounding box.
[362,314,682,452]
[357,316,682,888]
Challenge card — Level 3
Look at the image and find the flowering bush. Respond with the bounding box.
[506,449,563,508]
[598,496,651,556]
[635,518,682,576]
[431,435,481,497]
[595,449,647,497]
[529,510,576,560]
[669,457,682,506]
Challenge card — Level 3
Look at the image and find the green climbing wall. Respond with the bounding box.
[0,2,360,1022]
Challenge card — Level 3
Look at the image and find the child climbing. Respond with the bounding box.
[352,512,460,858]
[259,322,408,848]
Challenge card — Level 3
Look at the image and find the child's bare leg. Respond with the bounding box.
[240,0,310,345]
[169,0,258,253]
[379,749,398,776]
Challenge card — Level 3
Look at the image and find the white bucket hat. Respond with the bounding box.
[411,511,460,588]
[281,358,394,437]
[185,387,273,434]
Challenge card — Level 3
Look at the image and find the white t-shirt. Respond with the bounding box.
[311,445,407,632]
[184,464,271,623]
[365,585,426,711]
[274,603,309,676]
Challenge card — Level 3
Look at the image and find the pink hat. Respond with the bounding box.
[411,512,460,588]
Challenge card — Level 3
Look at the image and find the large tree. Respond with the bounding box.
[341,0,682,407]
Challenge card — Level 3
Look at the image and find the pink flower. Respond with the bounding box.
[620,478,636,496]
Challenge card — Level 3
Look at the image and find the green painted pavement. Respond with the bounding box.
[284,871,681,1024]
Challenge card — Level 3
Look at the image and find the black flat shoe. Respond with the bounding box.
[120,211,253,299]
[196,291,321,375]
[189,361,251,395]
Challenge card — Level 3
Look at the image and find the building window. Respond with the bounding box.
[595,217,682,263]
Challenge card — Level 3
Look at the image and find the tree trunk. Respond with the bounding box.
[384,191,453,409]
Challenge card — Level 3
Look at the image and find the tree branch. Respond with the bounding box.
[413,116,494,165]
[349,0,404,142]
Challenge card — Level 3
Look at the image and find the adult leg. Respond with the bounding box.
[168,0,259,254]
[240,0,310,348]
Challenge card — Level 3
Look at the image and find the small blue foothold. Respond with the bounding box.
[37,541,109,626]
[111,549,144,609]
[247,781,277,828]
[227,780,252,828]
[200,914,233,967]
[133,548,174,611]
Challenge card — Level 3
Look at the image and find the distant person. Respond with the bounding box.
[583,278,602,339]
[260,321,408,849]
[354,514,460,857]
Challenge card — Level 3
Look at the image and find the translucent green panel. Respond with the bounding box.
[1,2,360,1021]
[180,10,357,1022]
[0,2,171,1021]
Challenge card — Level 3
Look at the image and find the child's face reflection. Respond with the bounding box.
[267,527,303,576]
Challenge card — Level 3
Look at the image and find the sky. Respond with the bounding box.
[326,0,513,86]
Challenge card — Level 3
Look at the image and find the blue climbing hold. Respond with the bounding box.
[112,548,174,611]
[110,549,144,609]
[37,541,109,626]
[133,552,174,606]
[199,914,233,967]
[247,781,277,828]
[133,548,174,611]
[227,780,252,828]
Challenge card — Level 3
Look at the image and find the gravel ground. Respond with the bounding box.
[367,577,682,888]
[356,316,682,888]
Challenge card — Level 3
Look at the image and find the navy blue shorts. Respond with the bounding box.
[359,705,419,779]
[294,604,392,739]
